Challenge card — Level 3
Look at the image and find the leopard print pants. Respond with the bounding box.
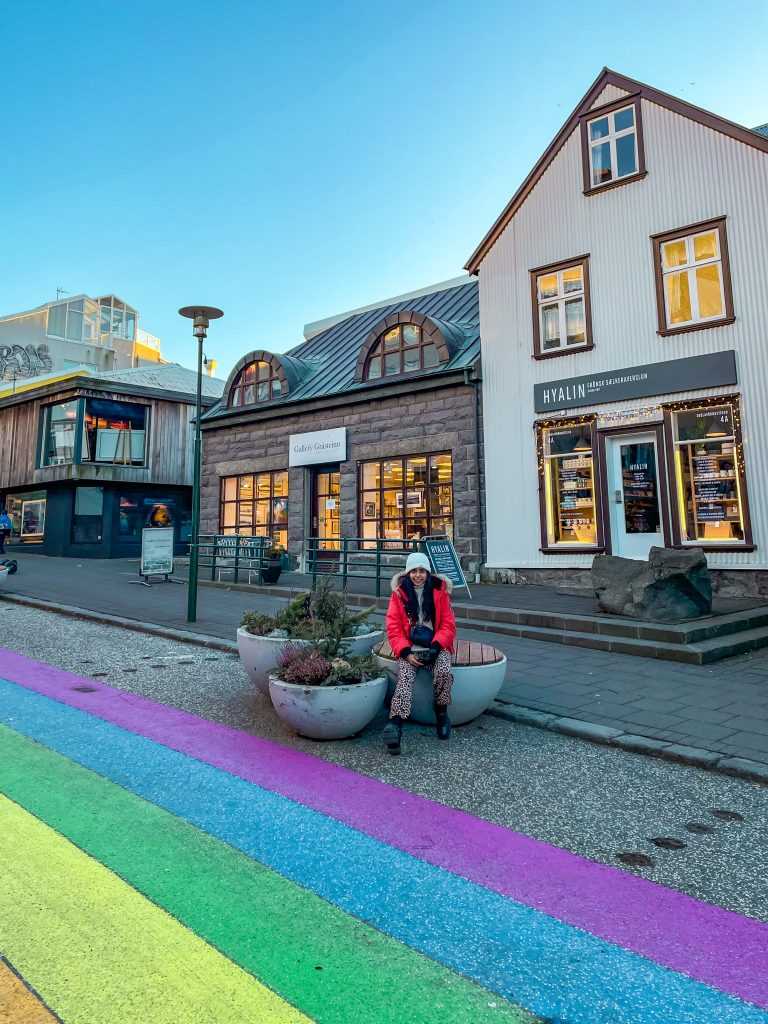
[389,650,454,720]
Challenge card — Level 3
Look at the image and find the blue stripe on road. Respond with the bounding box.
[1,679,766,1024]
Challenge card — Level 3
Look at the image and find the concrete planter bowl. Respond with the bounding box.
[374,651,507,726]
[268,674,388,740]
[237,628,384,695]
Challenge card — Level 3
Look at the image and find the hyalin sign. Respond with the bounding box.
[288,427,347,467]
[534,351,737,413]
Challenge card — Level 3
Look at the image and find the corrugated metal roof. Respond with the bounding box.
[204,278,479,420]
[753,123,768,139]
[95,363,225,399]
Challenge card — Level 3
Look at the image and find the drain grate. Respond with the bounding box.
[685,822,715,835]
[711,808,745,822]
[649,836,687,850]
[71,685,98,693]
[617,852,655,868]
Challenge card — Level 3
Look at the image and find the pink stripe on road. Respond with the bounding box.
[2,646,767,1009]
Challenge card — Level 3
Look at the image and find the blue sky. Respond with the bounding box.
[2,0,766,377]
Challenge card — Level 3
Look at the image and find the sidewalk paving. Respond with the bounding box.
[2,549,768,778]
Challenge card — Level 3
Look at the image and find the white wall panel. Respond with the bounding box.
[480,90,768,570]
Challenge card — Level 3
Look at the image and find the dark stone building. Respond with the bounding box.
[200,277,484,573]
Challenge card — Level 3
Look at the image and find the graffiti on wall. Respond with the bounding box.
[0,344,53,380]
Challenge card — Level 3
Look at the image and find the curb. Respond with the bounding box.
[3,589,767,786]
[0,592,237,654]
[486,703,768,785]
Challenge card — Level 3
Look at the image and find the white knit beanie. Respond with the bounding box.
[405,552,431,574]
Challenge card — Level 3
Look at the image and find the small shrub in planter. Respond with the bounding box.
[240,578,375,646]
[275,643,378,687]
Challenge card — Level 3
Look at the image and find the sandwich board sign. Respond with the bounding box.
[422,537,471,599]
[131,527,182,587]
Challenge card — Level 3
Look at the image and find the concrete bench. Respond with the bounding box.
[374,637,507,725]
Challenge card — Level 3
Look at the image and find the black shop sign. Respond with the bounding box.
[534,351,737,413]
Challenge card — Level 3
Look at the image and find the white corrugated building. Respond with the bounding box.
[466,68,768,595]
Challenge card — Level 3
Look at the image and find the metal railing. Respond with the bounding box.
[197,534,274,584]
[306,535,426,597]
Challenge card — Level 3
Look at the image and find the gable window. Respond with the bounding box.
[229,360,284,407]
[580,95,646,195]
[364,324,440,380]
[652,218,734,336]
[530,256,592,359]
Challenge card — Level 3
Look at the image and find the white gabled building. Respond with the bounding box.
[467,68,768,595]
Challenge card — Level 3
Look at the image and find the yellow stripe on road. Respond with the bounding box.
[0,796,311,1024]
[0,959,58,1024]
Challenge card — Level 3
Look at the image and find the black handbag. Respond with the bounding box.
[409,624,435,648]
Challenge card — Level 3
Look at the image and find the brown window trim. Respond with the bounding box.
[530,254,593,360]
[362,323,443,382]
[593,420,673,555]
[535,416,606,553]
[651,216,735,337]
[219,469,289,543]
[357,451,454,546]
[579,93,647,196]
[662,394,754,550]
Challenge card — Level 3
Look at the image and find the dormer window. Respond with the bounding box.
[229,359,284,407]
[580,95,646,195]
[364,324,441,380]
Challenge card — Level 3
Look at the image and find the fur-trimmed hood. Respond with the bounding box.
[390,571,453,595]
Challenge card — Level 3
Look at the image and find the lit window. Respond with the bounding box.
[587,105,638,187]
[359,453,452,547]
[229,360,284,407]
[538,424,599,548]
[653,219,733,335]
[81,398,147,465]
[220,470,288,548]
[670,401,750,545]
[364,324,441,380]
[41,400,79,466]
[531,257,591,357]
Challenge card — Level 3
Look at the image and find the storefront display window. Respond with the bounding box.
[4,491,46,542]
[42,400,79,466]
[670,401,748,544]
[118,493,189,542]
[72,486,104,544]
[82,398,147,465]
[219,470,288,548]
[359,453,453,546]
[539,423,599,547]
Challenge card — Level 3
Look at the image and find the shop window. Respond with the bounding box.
[667,399,752,547]
[359,453,452,547]
[82,398,147,465]
[41,400,80,466]
[580,96,646,194]
[118,493,188,541]
[229,360,284,407]
[72,486,104,544]
[652,218,734,336]
[219,470,288,549]
[364,324,441,381]
[531,256,592,358]
[538,422,601,549]
[4,491,46,541]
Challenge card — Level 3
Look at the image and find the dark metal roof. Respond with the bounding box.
[753,123,768,139]
[203,278,479,421]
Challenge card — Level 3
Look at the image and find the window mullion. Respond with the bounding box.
[558,300,567,349]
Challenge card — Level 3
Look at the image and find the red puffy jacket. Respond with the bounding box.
[385,572,457,658]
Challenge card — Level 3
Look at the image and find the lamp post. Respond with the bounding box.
[178,305,223,622]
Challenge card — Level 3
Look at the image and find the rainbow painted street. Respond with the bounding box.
[1,646,767,1024]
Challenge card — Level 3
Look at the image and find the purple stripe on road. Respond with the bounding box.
[2,646,767,1008]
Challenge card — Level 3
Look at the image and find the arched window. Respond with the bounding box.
[364,324,441,380]
[229,359,284,407]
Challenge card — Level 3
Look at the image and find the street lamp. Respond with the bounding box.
[179,304,224,623]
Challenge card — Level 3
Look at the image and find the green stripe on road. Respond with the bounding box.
[0,725,535,1024]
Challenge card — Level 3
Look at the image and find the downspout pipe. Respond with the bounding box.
[464,365,486,582]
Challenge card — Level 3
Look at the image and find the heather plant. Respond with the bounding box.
[275,644,378,687]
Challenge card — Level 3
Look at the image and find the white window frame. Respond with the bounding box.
[536,265,588,352]
[587,105,638,188]
[661,229,725,329]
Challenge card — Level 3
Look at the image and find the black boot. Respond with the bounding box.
[435,705,451,741]
[383,716,403,755]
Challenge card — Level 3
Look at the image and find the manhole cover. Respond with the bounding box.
[72,685,98,693]
[711,809,744,822]
[617,852,655,868]
[685,822,715,835]
[649,836,687,850]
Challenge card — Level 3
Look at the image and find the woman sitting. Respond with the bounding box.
[383,552,456,755]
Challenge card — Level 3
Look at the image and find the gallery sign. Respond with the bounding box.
[288,427,347,467]
[534,351,737,414]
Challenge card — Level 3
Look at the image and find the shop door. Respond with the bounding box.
[311,465,341,566]
[607,433,664,559]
